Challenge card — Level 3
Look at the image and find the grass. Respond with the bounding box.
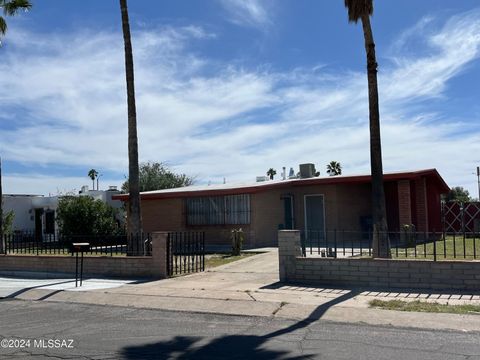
[369,299,480,315]
[204,252,256,269]
[390,236,480,260]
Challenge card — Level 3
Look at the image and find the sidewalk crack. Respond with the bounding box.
[245,291,257,302]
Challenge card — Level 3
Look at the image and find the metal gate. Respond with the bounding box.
[442,201,480,233]
[167,232,205,276]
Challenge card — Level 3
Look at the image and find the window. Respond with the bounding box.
[186,194,250,225]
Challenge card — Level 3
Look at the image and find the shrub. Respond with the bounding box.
[56,196,123,236]
[231,228,244,256]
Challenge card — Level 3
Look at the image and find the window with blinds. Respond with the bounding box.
[186,194,250,225]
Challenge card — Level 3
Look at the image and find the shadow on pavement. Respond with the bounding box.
[1,279,75,299]
[261,282,480,298]
[121,290,360,359]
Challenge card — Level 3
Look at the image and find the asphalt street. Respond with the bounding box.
[0,299,479,359]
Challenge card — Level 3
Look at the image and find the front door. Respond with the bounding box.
[283,195,294,229]
[304,195,325,243]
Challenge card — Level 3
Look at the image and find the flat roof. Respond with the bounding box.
[113,168,450,201]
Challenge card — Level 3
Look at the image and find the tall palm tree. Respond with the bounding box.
[0,158,3,254]
[0,0,32,254]
[0,0,31,39]
[326,161,342,176]
[119,0,142,252]
[344,0,390,258]
[88,169,98,190]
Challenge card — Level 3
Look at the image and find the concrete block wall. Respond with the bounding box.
[0,255,153,278]
[278,230,480,291]
[0,232,170,279]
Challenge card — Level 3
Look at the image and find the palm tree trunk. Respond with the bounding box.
[120,0,142,254]
[0,157,4,254]
[361,14,390,258]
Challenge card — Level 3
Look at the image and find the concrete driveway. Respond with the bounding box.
[104,249,280,298]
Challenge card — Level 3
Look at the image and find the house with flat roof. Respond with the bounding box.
[2,186,124,238]
[114,168,450,248]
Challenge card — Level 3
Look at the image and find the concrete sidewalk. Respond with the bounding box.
[3,250,480,333]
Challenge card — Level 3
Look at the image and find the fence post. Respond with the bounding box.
[278,230,302,282]
[151,232,169,278]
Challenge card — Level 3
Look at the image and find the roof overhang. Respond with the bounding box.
[113,168,450,201]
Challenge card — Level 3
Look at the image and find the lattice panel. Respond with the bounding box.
[442,201,480,233]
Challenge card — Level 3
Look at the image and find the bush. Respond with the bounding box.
[56,196,123,236]
[231,228,244,256]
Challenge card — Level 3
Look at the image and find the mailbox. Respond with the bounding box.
[72,242,90,252]
[72,242,90,287]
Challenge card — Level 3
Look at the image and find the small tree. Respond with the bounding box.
[2,210,14,234]
[122,162,194,193]
[56,196,122,236]
[445,187,471,203]
[266,168,277,180]
[326,161,342,176]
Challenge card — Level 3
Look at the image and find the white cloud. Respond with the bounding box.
[0,10,480,197]
[217,0,272,28]
[3,174,123,196]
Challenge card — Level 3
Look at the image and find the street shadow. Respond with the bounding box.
[261,281,480,297]
[0,279,75,299]
[120,289,360,359]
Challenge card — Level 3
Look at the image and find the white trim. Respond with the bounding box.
[304,194,326,240]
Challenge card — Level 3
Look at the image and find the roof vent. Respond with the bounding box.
[256,176,268,182]
[288,167,296,179]
[299,163,316,179]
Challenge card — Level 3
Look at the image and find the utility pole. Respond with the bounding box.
[477,166,480,201]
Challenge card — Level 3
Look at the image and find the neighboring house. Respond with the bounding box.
[114,168,450,248]
[2,185,124,238]
[2,194,43,232]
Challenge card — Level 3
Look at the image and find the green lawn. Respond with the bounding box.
[391,236,480,260]
[205,253,256,269]
[369,299,480,315]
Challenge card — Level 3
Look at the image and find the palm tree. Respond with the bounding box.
[326,161,342,176]
[119,0,142,252]
[0,0,32,254]
[0,0,31,39]
[266,168,277,180]
[88,169,98,190]
[0,158,3,254]
[344,0,390,258]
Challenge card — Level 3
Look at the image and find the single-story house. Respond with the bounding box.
[114,168,450,248]
[2,186,124,238]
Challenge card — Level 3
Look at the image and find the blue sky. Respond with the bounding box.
[1,0,480,197]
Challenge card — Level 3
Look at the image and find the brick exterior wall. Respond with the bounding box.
[0,232,170,279]
[415,178,429,232]
[278,231,480,291]
[397,180,412,226]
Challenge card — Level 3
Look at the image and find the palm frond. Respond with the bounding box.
[0,16,6,35]
[2,0,32,16]
[344,0,373,23]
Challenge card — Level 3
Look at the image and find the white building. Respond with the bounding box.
[2,185,124,237]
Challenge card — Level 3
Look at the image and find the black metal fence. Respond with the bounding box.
[2,231,151,256]
[167,232,205,276]
[301,229,479,261]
